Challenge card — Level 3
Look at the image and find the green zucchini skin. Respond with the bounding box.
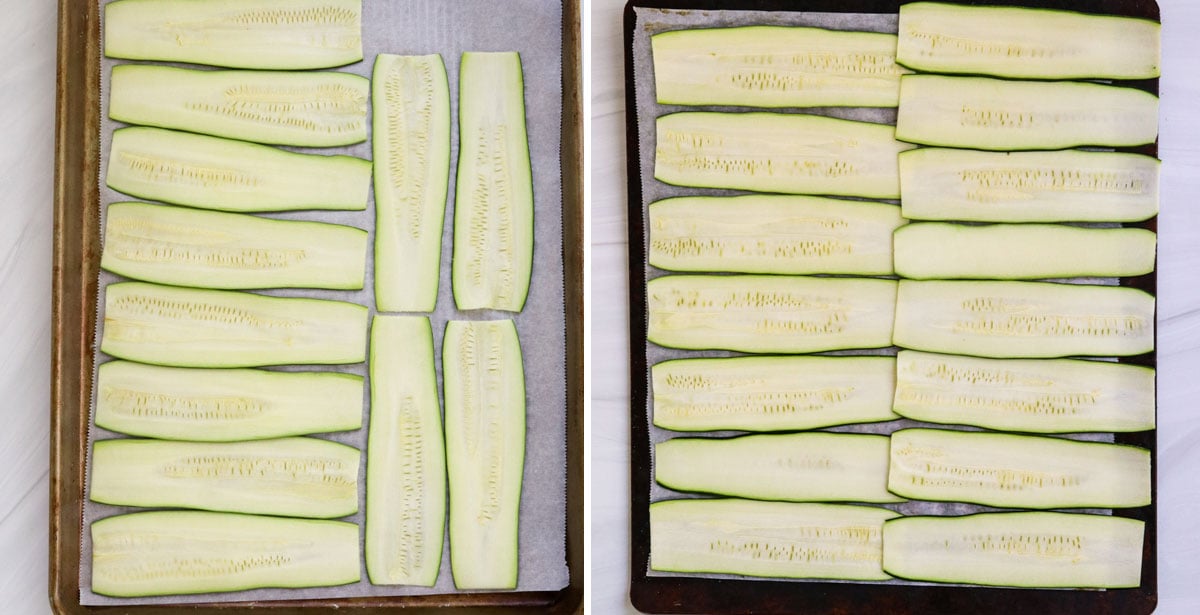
[90,437,360,518]
[648,274,897,353]
[653,355,898,432]
[452,52,534,312]
[366,316,446,586]
[109,65,369,147]
[893,280,1155,359]
[887,428,1151,509]
[898,148,1160,223]
[91,511,360,597]
[652,26,909,108]
[882,512,1144,588]
[893,223,1157,280]
[443,320,526,589]
[656,433,902,503]
[101,201,368,290]
[651,499,899,581]
[373,54,451,313]
[648,195,905,275]
[894,351,1155,433]
[655,112,915,199]
[94,361,363,441]
[896,75,1159,150]
[104,0,363,70]
[897,2,1160,80]
[101,282,368,368]
[106,126,371,213]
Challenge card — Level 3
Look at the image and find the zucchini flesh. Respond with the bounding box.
[106,126,371,213]
[443,320,526,589]
[652,26,908,108]
[888,428,1151,509]
[109,65,368,147]
[655,112,915,199]
[882,512,1144,588]
[101,282,368,368]
[895,75,1159,150]
[656,433,901,503]
[897,2,1160,80]
[899,148,1160,223]
[104,0,363,70]
[893,223,1157,280]
[648,195,904,275]
[101,201,368,290]
[648,274,897,353]
[90,437,360,518]
[895,351,1155,433]
[651,499,898,581]
[95,361,363,441]
[652,355,898,432]
[373,54,451,313]
[452,52,534,312]
[91,511,360,597]
[893,280,1155,358]
[366,316,446,586]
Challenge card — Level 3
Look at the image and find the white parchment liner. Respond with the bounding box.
[631,6,1118,587]
[80,0,570,605]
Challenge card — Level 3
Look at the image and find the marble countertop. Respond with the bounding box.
[590,0,1200,613]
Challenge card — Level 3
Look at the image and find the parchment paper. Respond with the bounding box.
[81,0,569,605]
[632,7,1116,586]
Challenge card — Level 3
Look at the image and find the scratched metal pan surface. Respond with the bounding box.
[624,1,1158,612]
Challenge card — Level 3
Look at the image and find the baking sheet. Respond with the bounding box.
[79,0,569,605]
[628,1,1155,596]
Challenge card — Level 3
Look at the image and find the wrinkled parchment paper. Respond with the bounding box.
[81,0,569,605]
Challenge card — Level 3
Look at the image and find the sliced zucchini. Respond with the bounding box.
[893,280,1155,358]
[893,223,1157,280]
[90,437,360,518]
[647,274,897,353]
[101,282,368,368]
[443,320,526,589]
[653,355,898,432]
[648,195,904,275]
[366,316,445,586]
[101,201,368,290]
[95,361,363,441]
[895,75,1159,150]
[894,350,1156,433]
[655,112,915,199]
[452,52,534,312]
[888,428,1151,509]
[373,54,451,313]
[897,2,1160,80]
[899,148,1160,223]
[91,510,360,597]
[109,65,368,147]
[656,433,901,503]
[104,0,363,70]
[652,26,908,108]
[882,512,1144,588]
[106,126,371,213]
[651,499,898,581]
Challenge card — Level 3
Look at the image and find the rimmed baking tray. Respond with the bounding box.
[624,1,1158,613]
[50,0,583,612]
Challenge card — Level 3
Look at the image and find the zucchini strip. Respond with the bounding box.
[652,26,908,108]
[366,316,446,586]
[897,2,1160,80]
[104,0,363,70]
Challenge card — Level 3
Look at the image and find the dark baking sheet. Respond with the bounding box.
[50,0,584,612]
[624,1,1158,613]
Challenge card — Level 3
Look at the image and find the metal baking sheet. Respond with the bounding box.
[624,1,1158,613]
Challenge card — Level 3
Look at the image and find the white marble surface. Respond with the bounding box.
[590,0,1200,613]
